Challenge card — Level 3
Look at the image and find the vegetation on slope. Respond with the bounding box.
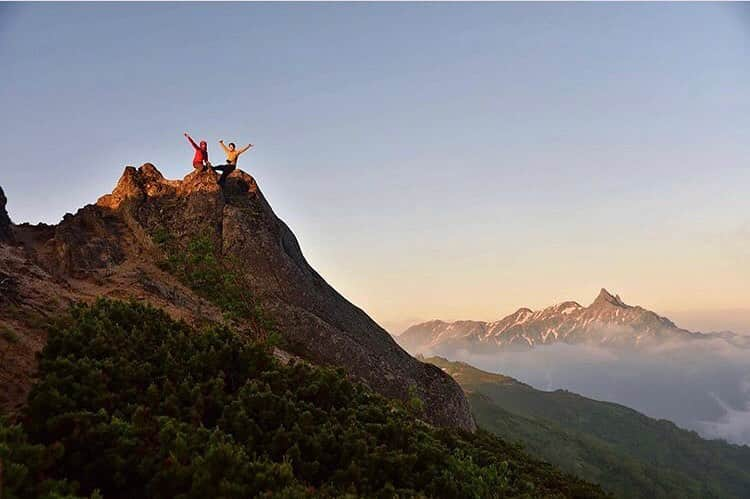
[0,300,605,498]
[428,357,750,499]
[152,230,273,336]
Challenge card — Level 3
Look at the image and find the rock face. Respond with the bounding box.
[0,186,13,242]
[0,165,475,431]
[399,288,713,354]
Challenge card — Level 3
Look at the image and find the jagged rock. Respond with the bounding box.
[0,186,13,243]
[590,288,627,308]
[3,164,475,430]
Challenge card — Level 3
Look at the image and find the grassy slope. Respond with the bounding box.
[427,356,750,499]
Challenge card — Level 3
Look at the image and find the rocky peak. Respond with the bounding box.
[0,186,12,242]
[97,163,225,210]
[590,288,628,308]
[4,164,476,432]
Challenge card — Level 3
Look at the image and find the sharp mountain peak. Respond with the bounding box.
[591,288,628,308]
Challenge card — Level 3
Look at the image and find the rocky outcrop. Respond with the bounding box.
[0,186,13,243]
[2,165,475,431]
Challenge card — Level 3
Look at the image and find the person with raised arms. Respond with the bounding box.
[184,132,210,170]
[214,139,253,185]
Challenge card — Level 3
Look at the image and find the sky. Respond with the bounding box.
[1,3,749,334]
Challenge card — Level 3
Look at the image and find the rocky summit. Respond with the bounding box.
[0,164,474,431]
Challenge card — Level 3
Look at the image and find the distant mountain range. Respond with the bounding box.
[399,289,748,353]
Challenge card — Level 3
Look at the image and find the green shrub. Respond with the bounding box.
[1,326,19,344]
[406,383,425,417]
[0,416,90,498]
[4,300,604,498]
[152,231,275,341]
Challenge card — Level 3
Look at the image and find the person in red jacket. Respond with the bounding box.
[184,132,210,169]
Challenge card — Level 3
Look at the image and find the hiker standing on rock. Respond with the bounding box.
[214,140,253,185]
[184,132,210,170]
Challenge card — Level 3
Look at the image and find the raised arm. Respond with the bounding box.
[184,132,199,150]
[218,140,230,154]
[238,143,254,155]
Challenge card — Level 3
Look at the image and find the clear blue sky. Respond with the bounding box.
[1,3,749,332]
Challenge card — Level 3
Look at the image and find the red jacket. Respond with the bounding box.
[186,135,208,166]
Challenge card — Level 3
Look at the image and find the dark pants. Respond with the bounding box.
[212,164,236,185]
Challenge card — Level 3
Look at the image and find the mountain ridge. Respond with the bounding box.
[399,288,738,353]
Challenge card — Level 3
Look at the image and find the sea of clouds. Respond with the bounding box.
[420,337,750,445]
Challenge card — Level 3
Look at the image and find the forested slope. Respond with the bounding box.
[0,300,605,498]
[428,357,750,498]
